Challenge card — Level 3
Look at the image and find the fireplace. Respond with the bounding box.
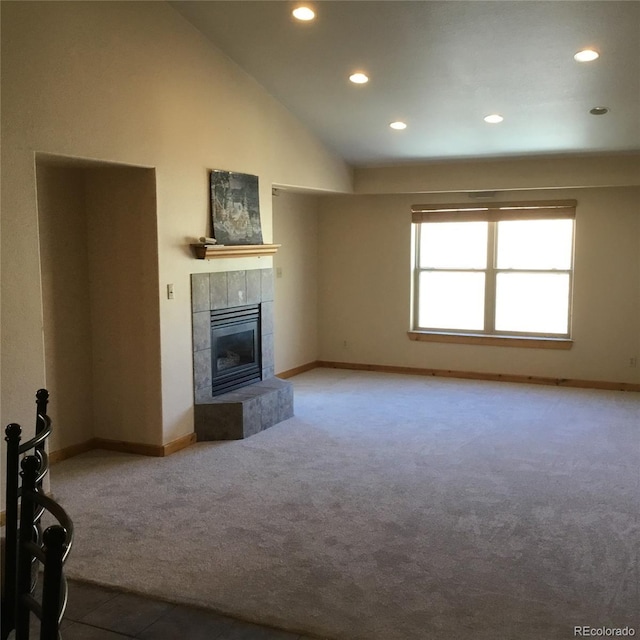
[191,269,293,440]
[211,305,261,396]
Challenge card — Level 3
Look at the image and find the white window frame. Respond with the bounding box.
[411,200,576,341]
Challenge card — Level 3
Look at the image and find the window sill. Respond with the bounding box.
[407,331,573,350]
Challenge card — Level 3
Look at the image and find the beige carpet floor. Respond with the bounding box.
[50,369,640,639]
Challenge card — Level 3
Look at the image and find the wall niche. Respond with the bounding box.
[36,154,162,453]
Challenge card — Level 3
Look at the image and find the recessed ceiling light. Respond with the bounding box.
[292,6,315,21]
[484,114,504,124]
[349,72,369,84]
[589,106,609,115]
[574,49,599,62]
[389,121,407,130]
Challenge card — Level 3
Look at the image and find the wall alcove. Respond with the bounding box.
[35,154,162,454]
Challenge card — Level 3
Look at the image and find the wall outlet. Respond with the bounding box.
[342,340,348,349]
[630,356,637,368]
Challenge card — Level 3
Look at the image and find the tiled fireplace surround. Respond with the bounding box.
[191,268,293,440]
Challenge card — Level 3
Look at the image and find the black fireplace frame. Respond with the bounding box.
[210,304,262,396]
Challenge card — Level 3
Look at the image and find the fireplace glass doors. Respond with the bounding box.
[210,305,261,396]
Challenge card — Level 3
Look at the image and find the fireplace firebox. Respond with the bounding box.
[211,305,261,396]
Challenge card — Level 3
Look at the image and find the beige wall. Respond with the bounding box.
[318,186,640,384]
[1,1,352,457]
[36,164,94,452]
[272,191,320,374]
[85,167,162,446]
[355,154,640,194]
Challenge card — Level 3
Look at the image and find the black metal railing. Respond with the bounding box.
[2,389,74,640]
[15,456,73,640]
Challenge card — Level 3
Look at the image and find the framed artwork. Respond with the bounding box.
[210,170,263,245]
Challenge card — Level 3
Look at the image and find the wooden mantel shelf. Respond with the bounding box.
[191,244,281,259]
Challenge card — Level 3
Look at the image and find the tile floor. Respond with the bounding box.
[55,580,325,640]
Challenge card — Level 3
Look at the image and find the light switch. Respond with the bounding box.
[167,284,174,299]
[276,267,283,278]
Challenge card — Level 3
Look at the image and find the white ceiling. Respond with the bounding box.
[171,1,640,167]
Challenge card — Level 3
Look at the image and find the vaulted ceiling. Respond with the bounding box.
[171,1,640,167]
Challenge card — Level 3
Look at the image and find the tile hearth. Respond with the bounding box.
[191,269,293,441]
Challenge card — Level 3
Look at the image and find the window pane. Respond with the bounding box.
[496,219,573,269]
[418,272,485,330]
[495,273,570,334]
[419,222,488,269]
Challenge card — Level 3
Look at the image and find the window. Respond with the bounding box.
[412,200,576,341]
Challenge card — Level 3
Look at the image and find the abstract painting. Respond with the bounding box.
[210,170,263,245]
